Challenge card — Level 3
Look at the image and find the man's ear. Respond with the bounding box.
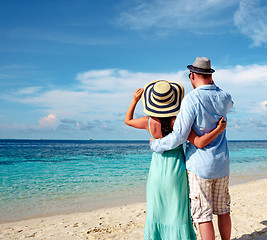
[191,72,194,80]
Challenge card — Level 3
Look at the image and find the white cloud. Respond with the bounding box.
[116,0,238,33]
[234,0,267,46]
[214,64,267,116]
[14,87,42,95]
[76,121,94,130]
[249,100,267,115]
[249,118,267,129]
[60,119,76,124]
[39,114,57,128]
[18,90,91,118]
[76,68,187,93]
[215,64,267,86]
[116,0,267,47]
[227,118,243,130]
[1,69,189,126]
[259,101,267,111]
[4,65,267,121]
[2,64,267,139]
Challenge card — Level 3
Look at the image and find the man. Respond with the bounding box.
[150,57,233,240]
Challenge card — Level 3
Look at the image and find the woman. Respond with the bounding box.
[125,80,225,240]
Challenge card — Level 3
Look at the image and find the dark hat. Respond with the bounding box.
[187,57,215,74]
[142,80,184,117]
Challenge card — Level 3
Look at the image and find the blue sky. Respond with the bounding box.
[0,0,267,140]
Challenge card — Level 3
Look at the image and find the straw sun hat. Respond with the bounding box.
[142,80,184,117]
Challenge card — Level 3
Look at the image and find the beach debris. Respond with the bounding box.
[25,232,37,238]
[73,223,79,227]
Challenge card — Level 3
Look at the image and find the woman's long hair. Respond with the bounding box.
[157,117,174,137]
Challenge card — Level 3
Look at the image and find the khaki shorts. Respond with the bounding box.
[187,171,231,223]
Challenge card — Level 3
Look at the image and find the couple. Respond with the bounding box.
[125,57,233,240]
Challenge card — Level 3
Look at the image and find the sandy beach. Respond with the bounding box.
[0,178,266,240]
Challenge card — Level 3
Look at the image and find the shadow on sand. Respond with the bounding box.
[232,221,267,240]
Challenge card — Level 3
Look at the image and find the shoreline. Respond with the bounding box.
[229,170,267,185]
[0,178,266,239]
[0,172,266,224]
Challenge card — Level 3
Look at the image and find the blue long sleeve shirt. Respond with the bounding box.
[150,84,233,179]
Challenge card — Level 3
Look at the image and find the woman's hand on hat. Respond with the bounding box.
[133,88,144,102]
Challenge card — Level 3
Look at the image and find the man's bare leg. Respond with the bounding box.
[218,212,231,240]
[199,221,215,240]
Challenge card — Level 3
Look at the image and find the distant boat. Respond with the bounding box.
[89,139,93,141]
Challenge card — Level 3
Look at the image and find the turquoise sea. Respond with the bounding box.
[0,140,267,223]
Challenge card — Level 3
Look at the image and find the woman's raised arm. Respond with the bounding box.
[124,88,149,130]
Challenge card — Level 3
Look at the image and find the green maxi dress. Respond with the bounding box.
[144,120,196,239]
